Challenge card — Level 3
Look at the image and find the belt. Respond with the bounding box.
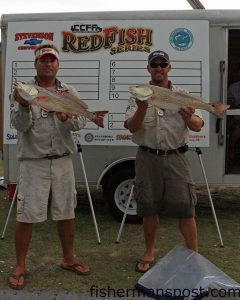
[139,144,188,156]
[45,153,69,160]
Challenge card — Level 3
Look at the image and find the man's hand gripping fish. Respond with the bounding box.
[16,81,108,128]
[129,84,230,116]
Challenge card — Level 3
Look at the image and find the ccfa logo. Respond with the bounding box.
[169,28,193,51]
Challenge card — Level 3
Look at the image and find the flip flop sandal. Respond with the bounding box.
[60,261,91,275]
[8,273,25,290]
[135,259,154,273]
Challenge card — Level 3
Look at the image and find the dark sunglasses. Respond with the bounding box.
[150,62,169,68]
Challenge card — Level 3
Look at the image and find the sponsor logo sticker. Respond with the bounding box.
[169,28,193,51]
[15,32,54,50]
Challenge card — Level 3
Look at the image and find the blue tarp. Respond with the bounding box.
[136,245,240,300]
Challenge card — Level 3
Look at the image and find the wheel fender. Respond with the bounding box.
[96,157,135,190]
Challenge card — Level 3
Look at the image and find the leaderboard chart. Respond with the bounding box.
[4,19,209,146]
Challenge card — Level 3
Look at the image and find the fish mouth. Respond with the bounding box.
[135,94,152,101]
[16,81,39,101]
[129,86,153,101]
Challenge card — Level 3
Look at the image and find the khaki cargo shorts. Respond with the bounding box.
[134,147,197,218]
[16,156,77,223]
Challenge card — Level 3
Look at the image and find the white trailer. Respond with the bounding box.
[1,10,240,221]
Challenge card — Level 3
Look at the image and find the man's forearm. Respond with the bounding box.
[127,108,147,133]
[11,106,32,132]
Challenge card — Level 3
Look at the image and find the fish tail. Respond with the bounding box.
[211,103,230,116]
[92,111,108,128]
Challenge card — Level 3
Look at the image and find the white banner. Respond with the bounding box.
[4,20,209,146]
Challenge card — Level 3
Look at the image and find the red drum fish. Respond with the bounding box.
[129,84,230,116]
[15,81,108,128]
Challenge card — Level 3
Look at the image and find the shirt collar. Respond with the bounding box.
[34,77,67,92]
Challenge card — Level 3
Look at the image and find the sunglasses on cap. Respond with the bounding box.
[150,62,169,68]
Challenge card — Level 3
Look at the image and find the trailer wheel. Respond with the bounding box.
[103,167,142,223]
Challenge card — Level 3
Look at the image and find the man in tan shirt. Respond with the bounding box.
[125,50,204,273]
[9,44,91,290]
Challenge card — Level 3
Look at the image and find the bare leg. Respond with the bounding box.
[136,215,159,272]
[179,217,198,252]
[9,222,33,288]
[57,219,90,273]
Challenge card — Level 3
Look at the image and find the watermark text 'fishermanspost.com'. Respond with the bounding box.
[90,285,240,298]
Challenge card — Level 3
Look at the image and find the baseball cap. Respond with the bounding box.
[35,47,59,60]
[148,50,170,64]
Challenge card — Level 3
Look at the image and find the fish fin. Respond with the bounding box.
[92,111,108,128]
[211,103,230,116]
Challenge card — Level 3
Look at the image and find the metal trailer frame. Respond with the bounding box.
[2,10,240,221]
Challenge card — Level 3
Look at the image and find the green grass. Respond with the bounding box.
[0,186,240,294]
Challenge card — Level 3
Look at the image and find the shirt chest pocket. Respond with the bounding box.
[32,111,54,133]
[143,106,156,127]
[31,106,42,120]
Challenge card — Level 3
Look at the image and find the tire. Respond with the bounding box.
[103,167,142,223]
